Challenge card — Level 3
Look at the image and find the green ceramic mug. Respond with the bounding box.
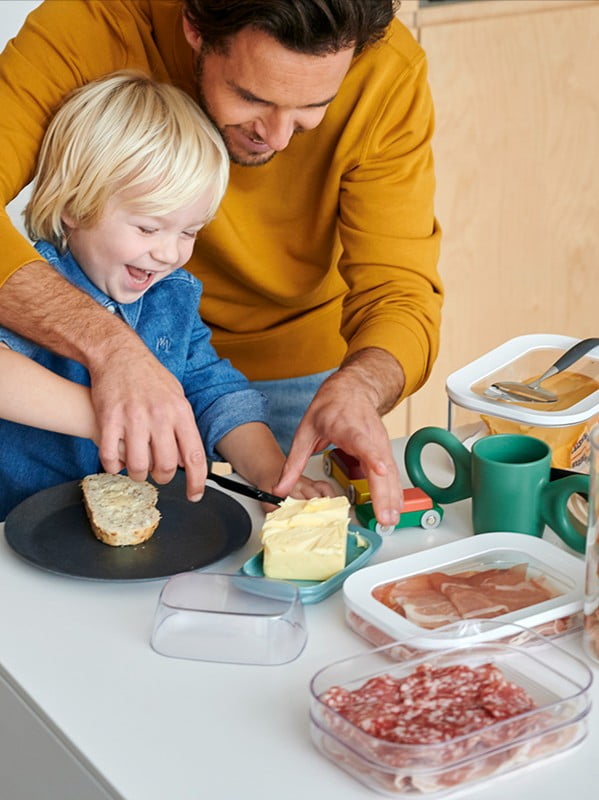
[404,426,588,553]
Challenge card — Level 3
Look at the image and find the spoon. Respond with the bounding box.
[484,337,599,403]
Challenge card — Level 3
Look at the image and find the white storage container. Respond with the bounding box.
[446,334,599,473]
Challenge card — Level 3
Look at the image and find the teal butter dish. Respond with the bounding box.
[240,525,382,604]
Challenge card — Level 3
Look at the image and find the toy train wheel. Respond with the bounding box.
[322,454,332,477]
[420,509,441,529]
[346,484,356,505]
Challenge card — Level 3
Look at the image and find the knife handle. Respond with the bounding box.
[207,471,284,505]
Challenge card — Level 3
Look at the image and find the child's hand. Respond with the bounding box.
[288,475,337,500]
[217,421,339,512]
[260,474,338,514]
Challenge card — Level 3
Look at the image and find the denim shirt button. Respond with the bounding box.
[106,304,117,313]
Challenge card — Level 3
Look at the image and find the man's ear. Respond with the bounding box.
[182,12,203,53]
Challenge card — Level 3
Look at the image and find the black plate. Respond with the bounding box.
[4,471,251,581]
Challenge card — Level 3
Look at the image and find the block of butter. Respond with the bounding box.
[260,496,350,581]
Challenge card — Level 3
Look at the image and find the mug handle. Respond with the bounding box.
[541,474,589,554]
[404,426,473,504]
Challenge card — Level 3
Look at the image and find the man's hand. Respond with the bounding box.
[274,348,404,525]
[0,262,207,501]
[89,338,207,500]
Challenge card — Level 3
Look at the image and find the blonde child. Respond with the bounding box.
[0,72,331,519]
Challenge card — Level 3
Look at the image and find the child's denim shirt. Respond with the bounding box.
[0,242,268,519]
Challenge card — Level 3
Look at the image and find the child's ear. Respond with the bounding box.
[61,211,77,230]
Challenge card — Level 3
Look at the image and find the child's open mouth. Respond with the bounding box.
[125,265,154,289]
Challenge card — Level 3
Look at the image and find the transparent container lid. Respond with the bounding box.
[343,533,585,646]
[151,572,307,665]
[447,334,599,428]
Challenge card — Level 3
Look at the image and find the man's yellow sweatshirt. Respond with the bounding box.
[0,0,442,394]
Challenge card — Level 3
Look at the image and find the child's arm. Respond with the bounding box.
[216,421,336,502]
[0,344,99,440]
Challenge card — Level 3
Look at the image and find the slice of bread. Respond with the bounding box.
[81,473,161,547]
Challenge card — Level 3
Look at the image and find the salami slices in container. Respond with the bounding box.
[309,619,592,797]
[342,532,584,650]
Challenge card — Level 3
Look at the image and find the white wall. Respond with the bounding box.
[0,0,40,41]
[1,1,43,236]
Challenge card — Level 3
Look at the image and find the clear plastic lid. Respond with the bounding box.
[446,334,599,428]
[150,572,307,665]
[343,533,585,646]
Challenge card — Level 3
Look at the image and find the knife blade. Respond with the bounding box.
[207,471,285,505]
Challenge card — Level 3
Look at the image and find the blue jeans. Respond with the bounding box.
[249,369,336,454]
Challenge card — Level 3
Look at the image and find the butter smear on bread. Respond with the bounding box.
[260,496,350,581]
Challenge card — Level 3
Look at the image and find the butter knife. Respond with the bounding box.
[207,471,285,505]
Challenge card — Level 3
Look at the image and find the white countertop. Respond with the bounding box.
[0,438,597,800]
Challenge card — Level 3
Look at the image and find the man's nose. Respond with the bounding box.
[255,110,296,152]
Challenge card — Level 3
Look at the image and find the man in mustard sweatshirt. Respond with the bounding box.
[0,1,442,527]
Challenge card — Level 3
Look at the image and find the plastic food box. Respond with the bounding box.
[150,572,307,665]
[240,526,382,604]
[309,620,593,798]
[342,533,584,649]
[446,334,599,472]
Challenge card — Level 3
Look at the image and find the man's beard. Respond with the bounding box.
[193,53,277,167]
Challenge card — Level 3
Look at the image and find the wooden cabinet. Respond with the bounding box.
[384,0,599,438]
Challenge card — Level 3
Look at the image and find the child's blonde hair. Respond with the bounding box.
[25,71,229,250]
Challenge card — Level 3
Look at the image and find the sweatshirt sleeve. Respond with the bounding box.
[337,49,443,398]
[0,0,157,285]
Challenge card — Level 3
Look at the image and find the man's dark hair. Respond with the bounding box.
[183,0,400,55]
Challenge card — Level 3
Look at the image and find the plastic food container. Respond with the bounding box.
[583,425,599,664]
[150,572,307,665]
[240,526,382,604]
[343,533,584,649]
[446,334,599,472]
[309,620,593,798]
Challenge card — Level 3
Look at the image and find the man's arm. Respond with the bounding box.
[274,347,404,526]
[0,262,208,500]
[274,30,444,522]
